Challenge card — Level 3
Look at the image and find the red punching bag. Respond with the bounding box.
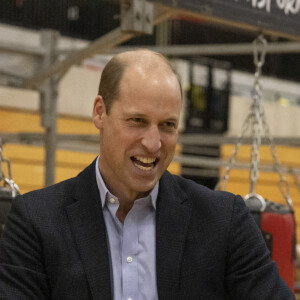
[244,194,296,291]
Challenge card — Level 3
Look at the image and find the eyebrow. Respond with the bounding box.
[124,112,179,121]
[124,112,147,118]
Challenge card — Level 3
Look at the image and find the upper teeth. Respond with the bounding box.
[135,156,156,163]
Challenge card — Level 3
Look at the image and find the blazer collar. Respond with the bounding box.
[156,171,192,298]
[66,159,112,300]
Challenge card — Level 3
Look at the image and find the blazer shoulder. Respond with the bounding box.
[162,172,248,226]
[21,175,78,201]
[16,158,97,208]
[166,172,239,205]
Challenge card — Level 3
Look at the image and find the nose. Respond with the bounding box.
[141,125,162,154]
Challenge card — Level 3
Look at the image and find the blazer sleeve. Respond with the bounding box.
[225,195,295,299]
[0,195,50,299]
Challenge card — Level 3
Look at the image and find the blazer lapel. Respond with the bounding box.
[156,172,192,298]
[66,161,112,300]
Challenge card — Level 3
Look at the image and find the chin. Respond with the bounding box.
[134,181,157,194]
[128,172,162,194]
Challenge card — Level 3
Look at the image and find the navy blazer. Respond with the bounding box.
[0,160,295,299]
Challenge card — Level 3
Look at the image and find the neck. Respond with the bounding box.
[99,167,150,223]
[98,157,150,203]
[116,202,133,224]
[114,191,150,224]
[98,158,153,222]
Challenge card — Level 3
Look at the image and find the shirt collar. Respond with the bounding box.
[95,156,159,210]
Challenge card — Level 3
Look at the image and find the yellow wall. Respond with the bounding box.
[221,144,300,240]
[0,108,180,194]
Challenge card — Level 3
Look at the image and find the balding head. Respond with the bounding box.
[98,49,182,114]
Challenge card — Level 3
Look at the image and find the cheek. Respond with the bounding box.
[162,135,178,153]
[122,128,145,142]
[115,130,142,151]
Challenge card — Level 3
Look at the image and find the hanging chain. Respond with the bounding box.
[215,35,266,192]
[0,139,20,197]
[214,112,251,190]
[248,35,293,210]
[215,34,293,211]
[249,96,262,194]
[260,105,293,210]
[253,35,293,210]
[249,35,266,195]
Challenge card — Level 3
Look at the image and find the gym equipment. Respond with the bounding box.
[0,140,20,237]
[215,35,296,291]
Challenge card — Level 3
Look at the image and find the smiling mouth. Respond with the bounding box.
[131,156,159,171]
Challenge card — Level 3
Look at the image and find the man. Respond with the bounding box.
[0,50,295,299]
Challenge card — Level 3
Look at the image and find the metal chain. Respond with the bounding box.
[0,139,20,197]
[215,34,293,211]
[215,35,266,192]
[214,112,252,190]
[249,35,266,195]
[254,34,293,209]
[249,95,262,194]
[260,104,293,210]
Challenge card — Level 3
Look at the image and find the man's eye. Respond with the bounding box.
[161,122,177,129]
[167,122,176,127]
[128,118,146,126]
[132,118,144,123]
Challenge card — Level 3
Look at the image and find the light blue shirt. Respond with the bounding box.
[95,156,159,300]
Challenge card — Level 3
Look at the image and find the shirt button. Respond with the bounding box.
[109,197,116,204]
[126,256,133,263]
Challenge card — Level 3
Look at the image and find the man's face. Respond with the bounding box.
[94,66,182,200]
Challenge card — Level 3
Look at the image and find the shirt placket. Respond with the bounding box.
[122,207,138,300]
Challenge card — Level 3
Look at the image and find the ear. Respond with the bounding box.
[92,95,106,129]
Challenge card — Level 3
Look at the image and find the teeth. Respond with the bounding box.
[133,156,156,171]
[135,156,156,163]
[135,164,153,171]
